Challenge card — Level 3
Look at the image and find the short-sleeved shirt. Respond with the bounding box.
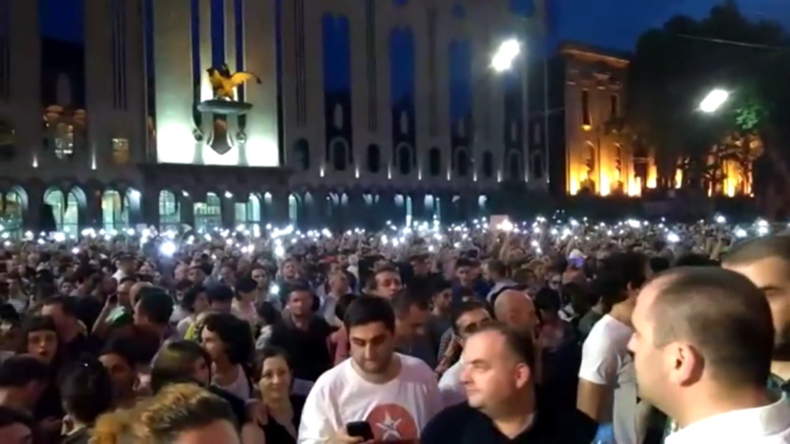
[578,314,638,444]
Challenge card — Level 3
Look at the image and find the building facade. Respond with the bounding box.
[0,0,548,233]
[559,42,657,197]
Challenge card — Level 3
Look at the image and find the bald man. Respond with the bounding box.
[494,289,539,337]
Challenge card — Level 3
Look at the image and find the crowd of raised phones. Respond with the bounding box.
[0,224,787,443]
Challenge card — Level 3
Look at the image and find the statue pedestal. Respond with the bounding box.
[197,100,252,115]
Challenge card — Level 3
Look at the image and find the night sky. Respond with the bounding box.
[40,0,790,50]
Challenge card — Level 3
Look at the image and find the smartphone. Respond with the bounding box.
[346,421,374,441]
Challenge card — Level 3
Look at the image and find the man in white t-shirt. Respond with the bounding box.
[298,295,443,443]
[438,299,492,407]
[577,252,648,444]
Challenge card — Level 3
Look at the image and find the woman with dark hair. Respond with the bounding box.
[200,313,255,402]
[242,347,306,444]
[59,356,114,444]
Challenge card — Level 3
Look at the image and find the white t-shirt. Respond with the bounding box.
[298,353,443,443]
[438,360,465,407]
[579,314,638,444]
[212,365,251,401]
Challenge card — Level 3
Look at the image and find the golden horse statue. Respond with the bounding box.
[206,64,262,100]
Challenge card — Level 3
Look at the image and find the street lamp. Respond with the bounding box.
[491,39,521,72]
[699,88,729,113]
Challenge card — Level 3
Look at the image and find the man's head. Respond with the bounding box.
[0,406,36,444]
[187,265,206,284]
[461,322,536,417]
[134,288,175,329]
[286,285,314,318]
[595,251,649,313]
[723,235,790,359]
[41,296,79,339]
[368,264,402,299]
[234,277,257,302]
[533,287,561,322]
[206,284,234,314]
[389,289,430,341]
[328,270,350,295]
[99,337,139,399]
[486,260,508,282]
[0,355,49,410]
[455,258,473,286]
[280,259,299,280]
[431,280,452,312]
[344,296,397,375]
[117,255,135,273]
[451,300,492,346]
[493,290,538,337]
[410,255,430,277]
[628,267,773,419]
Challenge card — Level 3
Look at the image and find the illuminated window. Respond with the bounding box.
[581,90,591,126]
[112,138,130,164]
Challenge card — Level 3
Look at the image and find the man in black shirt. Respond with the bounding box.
[421,322,597,443]
[268,285,332,382]
[41,296,97,362]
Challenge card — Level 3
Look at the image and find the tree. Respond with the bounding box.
[625,1,790,195]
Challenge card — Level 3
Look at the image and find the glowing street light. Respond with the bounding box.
[491,39,521,72]
[699,89,729,113]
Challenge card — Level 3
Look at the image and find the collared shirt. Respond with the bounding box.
[665,394,790,444]
[663,373,790,440]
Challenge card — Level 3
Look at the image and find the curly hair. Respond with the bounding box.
[89,383,237,444]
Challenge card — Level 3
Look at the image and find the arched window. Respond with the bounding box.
[288,194,299,224]
[331,140,348,171]
[428,148,441,177]
[366,144,381,173]
[235,193,261,226]
[101,190,129,231]
[44,188,79,232]
[482,151,494,178]
[294,139,310,171]
[158,190,180,231]
[456,149,469,177]
[0,188,24,234]
[397,145,412,175]
[194,192,222,232]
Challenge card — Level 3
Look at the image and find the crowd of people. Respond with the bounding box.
[0,215,787,443]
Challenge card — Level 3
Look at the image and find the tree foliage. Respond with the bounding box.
[625,1,790,192]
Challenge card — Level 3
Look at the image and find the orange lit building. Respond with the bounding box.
[556,42,756,198]
[559,42,657,197]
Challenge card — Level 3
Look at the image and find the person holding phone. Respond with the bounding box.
[298,296,442,444]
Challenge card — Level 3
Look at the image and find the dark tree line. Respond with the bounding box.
[620,1,790,199]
